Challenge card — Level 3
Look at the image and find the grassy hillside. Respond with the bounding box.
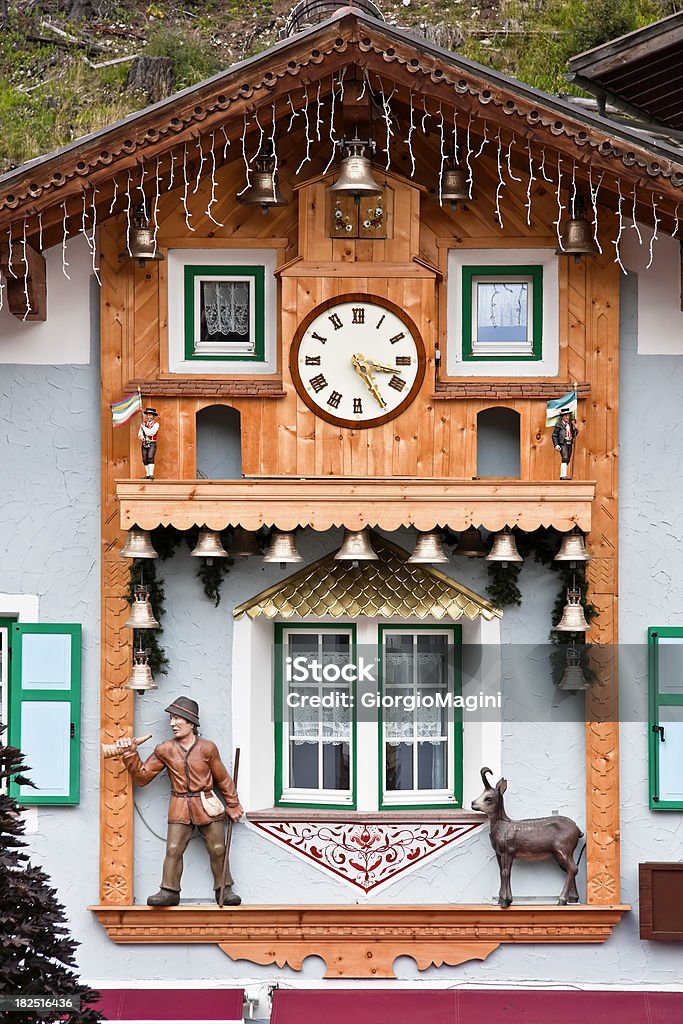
[0,0,677,173]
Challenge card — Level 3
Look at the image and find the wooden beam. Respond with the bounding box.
[0,242,46,321]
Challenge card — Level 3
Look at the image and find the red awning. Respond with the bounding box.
[270,989,683,1024]
[94,988,244,1021]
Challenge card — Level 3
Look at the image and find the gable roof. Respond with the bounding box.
[568,12,683,132]
[1,5,682,244]
[233,534,502,621]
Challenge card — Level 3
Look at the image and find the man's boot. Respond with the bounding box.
[147,887,180,907]
[215,886,242,907]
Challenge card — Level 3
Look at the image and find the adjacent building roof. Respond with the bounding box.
[233,535,502,621]
[568,12,683,132]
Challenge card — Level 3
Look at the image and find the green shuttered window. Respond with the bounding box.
[9,623,82,805]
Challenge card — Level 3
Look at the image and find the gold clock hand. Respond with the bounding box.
[352,354,387,409]
[365,358,401,374]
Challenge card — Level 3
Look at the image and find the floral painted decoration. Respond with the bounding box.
[362,203,384,232]
[334,201,354,233]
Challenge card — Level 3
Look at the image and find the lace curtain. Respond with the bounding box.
[202,280,250,336]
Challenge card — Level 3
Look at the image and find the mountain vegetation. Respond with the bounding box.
[0,0,678,173]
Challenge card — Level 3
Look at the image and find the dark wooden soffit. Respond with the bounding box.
[1,9,682,231]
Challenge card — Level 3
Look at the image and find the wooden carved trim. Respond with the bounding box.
[90,904,630,978]
[432,381,591,400]
[126,378,286,397]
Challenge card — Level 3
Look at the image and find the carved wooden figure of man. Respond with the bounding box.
[116,696,243,907]
[138,406,159,480]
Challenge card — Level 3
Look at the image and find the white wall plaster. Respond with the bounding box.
[0,234,91,364]
[622,226,683,354]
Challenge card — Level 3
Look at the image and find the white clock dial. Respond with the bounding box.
[290,295,426,429]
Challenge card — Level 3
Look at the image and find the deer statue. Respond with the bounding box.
[471,767,583,908]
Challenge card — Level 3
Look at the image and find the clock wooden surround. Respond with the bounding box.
[289,293,427,429]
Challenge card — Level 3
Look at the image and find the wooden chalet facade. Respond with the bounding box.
[2,2,683,1012]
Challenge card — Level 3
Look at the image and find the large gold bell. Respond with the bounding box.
[328,139,382,199]
[554,527,591,564]
[230,527,261,557]
[262,530,304,563]
[191,527,230,561]
[558,646,590,691]
[124,584,160,629]
[452,526,487,557]
[440,161,470,208]
[119,527,158,560]
[556,197,599,261]
[407,530,449,564]
[334,528,378,561]
[238,155,288,212]
[122,206,165,266]
[486,528,523,565]
[125,648,157,694]
[555,588,590,633]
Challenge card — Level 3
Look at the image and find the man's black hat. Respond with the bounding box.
[143,408,158,416]
[165,696,200,726]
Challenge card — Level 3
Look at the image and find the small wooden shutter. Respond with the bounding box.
[9,623,81,805]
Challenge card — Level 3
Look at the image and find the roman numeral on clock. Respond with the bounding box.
[327,390,342,409]
[305,355,321,365]
[328,313,343,330]
[311,332,327,344]
[352,307,365,324]
[389,332,405,345]
[375,314,385,329]
[396,356,412,366]
[353,398,363,414]
[309,373,328,393]
[388,375,406,392]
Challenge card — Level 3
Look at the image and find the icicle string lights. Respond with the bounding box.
[673,204,680,238]
[323,73,339,175]
[168,150,176,191]
[296,86,312,175]
[237,115,251,196]
[506,136,521,182]
[554,153,565,251]
[206,132,224,227]
[152,157,161,252]
[109,179,118,215]
[138,162,147,219]
[570,160,577,217]
[494,128,504,229]
[465,115,474,198]
[437,103,446,206]
[182,146,195,230]
[286,93,299,133]
[647,192,660,270]
[61,201,71,280]
[588,167,603,255]
[193,136,205,194]
[221,126,230,160]
[7,225,15,279]
[90,186,101,286]
[614,179,626,274]
[125,171,133,255]
[270,102,279,201]
[474,122,489,159]
[525,140,535,227]
[405,90,416,178]
[378,78,396,171]
[38,211,43,253]
[249,110,265,166]
[315,80,323,141]
[81,190,93,256]
[631,185,642,244]
[21,219,31,321]
[421,95,430,134]
[452,108,458,163]
[540,148,552,182]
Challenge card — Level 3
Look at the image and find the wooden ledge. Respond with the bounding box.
[116,478,596,534]
[90,904,630,978]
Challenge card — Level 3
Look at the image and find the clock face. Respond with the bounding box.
[290,294,426,429]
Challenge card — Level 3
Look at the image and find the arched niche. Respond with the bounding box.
[195,404,242,480]
[476,406,521,478]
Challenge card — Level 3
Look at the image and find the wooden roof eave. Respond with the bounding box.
[1,9,682,232]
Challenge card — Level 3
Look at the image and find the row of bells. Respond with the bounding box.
[125,138,598,262]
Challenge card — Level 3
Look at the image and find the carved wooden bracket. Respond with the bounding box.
[90,903,629,979]
[0,242,47,321]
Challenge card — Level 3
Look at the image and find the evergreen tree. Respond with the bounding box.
[0,734,101,1024]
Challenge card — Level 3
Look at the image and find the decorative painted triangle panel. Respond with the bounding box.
[249,817,484,893]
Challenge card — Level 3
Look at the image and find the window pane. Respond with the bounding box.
[658,707,683,802]
[19,701,71,797]
[290,741,318,790]
[385,633,413,685]
[200,280,251,343]
[657,637,683,695]
[415,687,448,739]
[416,633,448,685]
[322,691,351,739]
[289,687,319,740]
[476,281,529,343]
[417,741,446,790]
[22,633,71,690]
[386,742,413,791]
[322,742,350,790]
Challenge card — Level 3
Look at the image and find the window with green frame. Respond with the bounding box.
[274,621,462,811]
[462,265,543,361]
[184,265,265,361]
[648,627,683,809]
[5,623,82,806]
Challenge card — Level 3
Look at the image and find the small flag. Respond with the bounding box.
[111,392,142,427]
[546,389,577,427]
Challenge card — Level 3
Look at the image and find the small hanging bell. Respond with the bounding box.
[230,527,261,557]
[334,528,378,561]
[558,645,590,691]
[125,648,157,694]
[238,154,288,213]
[262,530,304,564]
[124,584,160,629]
[452,526,487,557]
[121,205,165,267]
[407,530,449,564]
[328,139,383,200]
[119,527,158,559]
[554,527,591,565]
[190,527,230,562]
[440,160,470,208]
[555,588,590,633]
[486,528,523,565]
[556,196,599,262]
